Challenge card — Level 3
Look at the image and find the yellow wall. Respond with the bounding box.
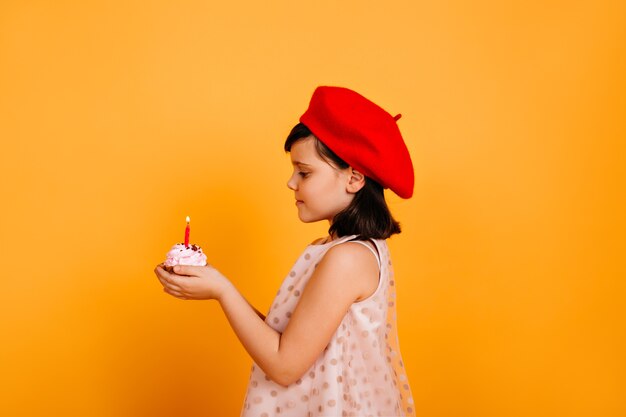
[1,1,624,416]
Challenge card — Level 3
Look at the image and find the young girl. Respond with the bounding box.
[154,86,416,417]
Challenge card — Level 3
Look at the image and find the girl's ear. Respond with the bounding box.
[346,168,366,194]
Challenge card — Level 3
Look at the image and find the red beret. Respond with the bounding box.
[300,86,414,199]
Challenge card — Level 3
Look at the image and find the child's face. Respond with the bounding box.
[287,136,355,225]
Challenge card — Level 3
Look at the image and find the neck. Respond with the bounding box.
[325,231,340,243]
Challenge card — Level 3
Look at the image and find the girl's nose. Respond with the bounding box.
[287,174,297,191]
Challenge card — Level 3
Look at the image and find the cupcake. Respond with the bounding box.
[163,243,208,272]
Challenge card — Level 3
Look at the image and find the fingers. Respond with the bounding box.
[154,265,184,293]
[163,286,187,300]
[154,264,213,301]
[171,265,199,276]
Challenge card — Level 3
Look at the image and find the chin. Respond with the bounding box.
[298,215,318,223]
[297,211,324,224]
[296,205,338,224]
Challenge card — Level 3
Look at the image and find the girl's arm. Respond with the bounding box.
[251,305,266,321]
[243,296,266,321]
[154,242,378,387]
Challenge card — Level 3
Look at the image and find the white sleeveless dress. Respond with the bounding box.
[241,235,415,417]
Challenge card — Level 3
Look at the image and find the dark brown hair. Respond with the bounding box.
[284,123,401,240]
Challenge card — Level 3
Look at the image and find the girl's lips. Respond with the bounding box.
[295,200,304,205]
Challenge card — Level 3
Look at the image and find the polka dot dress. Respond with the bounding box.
[241,235,415,417]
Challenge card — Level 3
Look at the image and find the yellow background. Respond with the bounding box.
[0,1,624,416]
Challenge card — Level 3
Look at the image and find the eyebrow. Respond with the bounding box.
[292,161,312,167]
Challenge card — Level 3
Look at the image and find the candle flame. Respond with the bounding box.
[186,216,190,223]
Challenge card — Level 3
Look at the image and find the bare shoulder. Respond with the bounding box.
[322,241,378,267]
[318,242,379,301]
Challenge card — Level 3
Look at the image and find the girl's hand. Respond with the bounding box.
[154,263,232,301]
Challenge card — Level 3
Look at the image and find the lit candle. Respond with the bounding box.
[184,216,190,248]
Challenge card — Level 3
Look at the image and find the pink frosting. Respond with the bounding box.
[164,243,207,267]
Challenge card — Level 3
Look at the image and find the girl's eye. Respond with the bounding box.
[298,172,310,178]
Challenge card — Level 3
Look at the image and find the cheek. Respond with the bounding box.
[318,179,347,204]
[300,171,347,201]
[311,177,334,195]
